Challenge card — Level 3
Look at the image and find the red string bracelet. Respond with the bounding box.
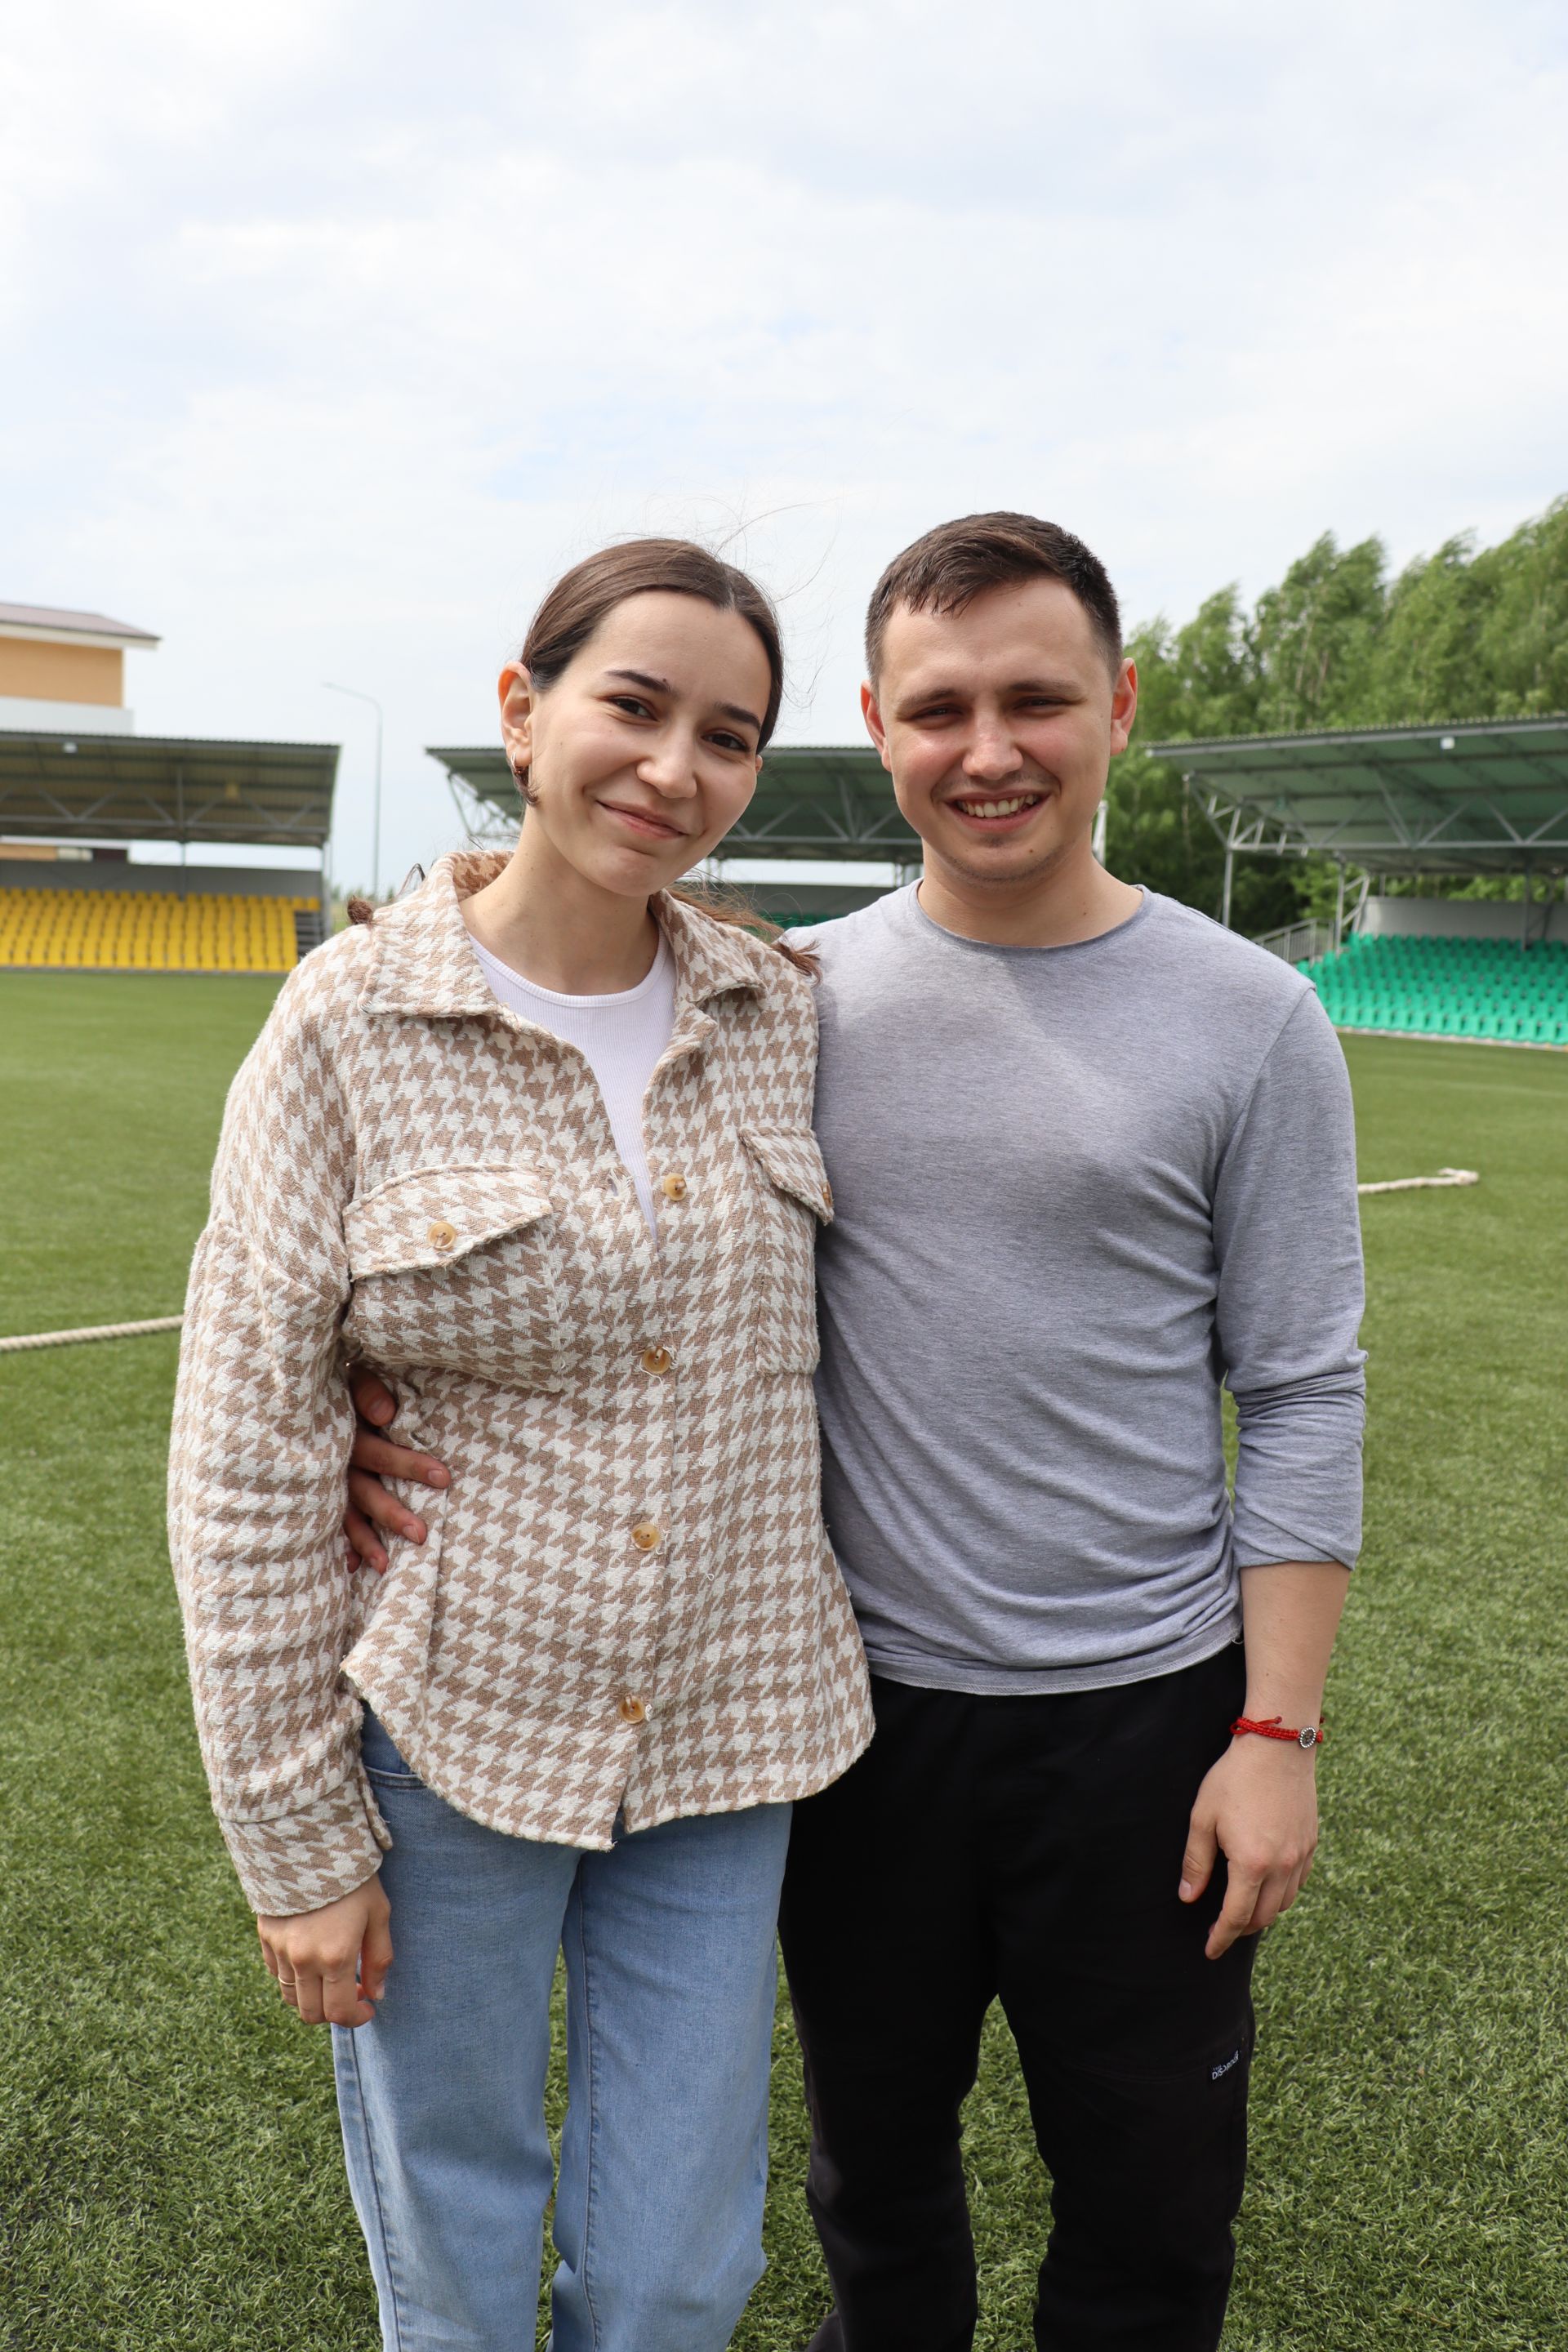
[1230,1714,1325,1752]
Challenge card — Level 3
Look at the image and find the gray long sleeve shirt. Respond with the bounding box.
[804,885,1365,1695]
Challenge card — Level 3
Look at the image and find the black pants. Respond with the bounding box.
[777,1646,1256,2352]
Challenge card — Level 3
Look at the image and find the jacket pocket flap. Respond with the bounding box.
[742,1127,835,1223]
[346,1165,555,1277]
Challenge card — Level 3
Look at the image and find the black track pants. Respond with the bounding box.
[777,1647,1258,2352]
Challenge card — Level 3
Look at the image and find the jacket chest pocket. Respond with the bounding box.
[343,1163,565,1391]
[741,1127,835,1374]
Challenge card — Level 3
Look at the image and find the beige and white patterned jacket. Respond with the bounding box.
[169,852,872,1917]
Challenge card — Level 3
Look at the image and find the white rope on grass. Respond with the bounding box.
[0,1171,1485,1348]
[1358,1167,1479,1196]
[0,1313,184,1356]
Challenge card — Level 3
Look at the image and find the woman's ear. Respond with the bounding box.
[497,662,536,784]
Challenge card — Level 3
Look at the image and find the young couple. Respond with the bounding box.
[170,513,1365,2352]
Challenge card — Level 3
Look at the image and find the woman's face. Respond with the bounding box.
[497,591,771,898]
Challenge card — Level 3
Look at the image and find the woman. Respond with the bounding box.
[168,539,873,2352]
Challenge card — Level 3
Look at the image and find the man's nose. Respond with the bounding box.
[960,724,1024,782]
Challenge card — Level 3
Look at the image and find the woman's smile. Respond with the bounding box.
[596,795,692,842]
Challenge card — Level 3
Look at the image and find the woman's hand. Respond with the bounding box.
[258,1879,393,2027]
[345,1368,451,1573]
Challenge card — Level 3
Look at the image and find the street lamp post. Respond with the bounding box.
[323,681,384,900]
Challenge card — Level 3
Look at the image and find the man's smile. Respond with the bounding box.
[942,787,1048,831]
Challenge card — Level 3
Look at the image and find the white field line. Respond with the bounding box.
[0,1314,184,1355]
[1358,1169,1479,1196]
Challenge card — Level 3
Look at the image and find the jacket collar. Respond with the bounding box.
[360,851,768,1022]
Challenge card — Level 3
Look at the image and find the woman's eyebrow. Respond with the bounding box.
[604,669,761,733]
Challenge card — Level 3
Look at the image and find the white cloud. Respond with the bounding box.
[1,0,1564,884]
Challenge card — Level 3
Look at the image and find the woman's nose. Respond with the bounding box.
[638,736,700,795]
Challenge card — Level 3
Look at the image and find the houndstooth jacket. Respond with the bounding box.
[168,852,873,1918]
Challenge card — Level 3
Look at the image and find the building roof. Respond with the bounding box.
[0,602,160,648]
[1144,715,1568,877]
[0,730,337,849]
[429,741,920,862]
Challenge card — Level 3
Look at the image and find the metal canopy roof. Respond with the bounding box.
[429,742,920,862]
[1146,716,1568,877]
[0,731,339,849]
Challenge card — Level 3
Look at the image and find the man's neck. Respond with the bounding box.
[915,840,1143,949]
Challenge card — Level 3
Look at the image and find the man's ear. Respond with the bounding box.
[497,662,536,780]
[1109,657,1138,759]
[860,680,893,773]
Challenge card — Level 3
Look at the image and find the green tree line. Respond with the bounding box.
[1109,495,1568,932]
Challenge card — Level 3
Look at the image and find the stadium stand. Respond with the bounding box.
[0,884,319,973]
[0,721,338,978]
[1298,932,1568,1045]
[1148,717,1568,1049]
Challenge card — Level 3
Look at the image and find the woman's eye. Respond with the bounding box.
[608,694,654,719]
[707,731,751,756]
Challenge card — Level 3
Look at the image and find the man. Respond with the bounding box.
[345,514,1365,2350]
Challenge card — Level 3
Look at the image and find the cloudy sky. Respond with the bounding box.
[3,2,1565,886]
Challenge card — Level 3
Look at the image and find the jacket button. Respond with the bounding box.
[660,1173,688,1202]
[641,1345,672,1375]
[427,1219,457,1252]
[630,1520,662,1551]
[618,1694,647,1725]
[820,1181,833,1212]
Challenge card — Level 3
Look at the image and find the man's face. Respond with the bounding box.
[862,577,1137,891]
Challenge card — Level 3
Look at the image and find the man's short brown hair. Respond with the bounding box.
[864,511,1123,680]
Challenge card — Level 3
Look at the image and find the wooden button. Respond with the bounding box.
[427,1219,457,1253]
[641,1345,672,1375]
[617,1695,647,1725]
[630,1520,662,1551]
[660,1173,688,1202]
[820,1181,833,1212]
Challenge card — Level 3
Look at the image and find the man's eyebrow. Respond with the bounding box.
[604,669,761,734]
[894,673,1083,712]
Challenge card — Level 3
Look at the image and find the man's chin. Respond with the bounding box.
[927,821,1067,889]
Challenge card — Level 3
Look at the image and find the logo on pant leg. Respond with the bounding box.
[1210,2049,1241,2081]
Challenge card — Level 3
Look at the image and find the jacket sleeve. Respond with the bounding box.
[167,968,388,1915]
[1213,991,1367,1571]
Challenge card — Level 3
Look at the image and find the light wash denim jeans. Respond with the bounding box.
[332,1711,793,2352]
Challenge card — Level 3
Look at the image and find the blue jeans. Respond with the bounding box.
[332,1712,792,2352]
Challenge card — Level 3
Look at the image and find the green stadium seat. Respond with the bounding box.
[1302,930,1568,1048]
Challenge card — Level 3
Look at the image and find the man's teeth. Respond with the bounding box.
[954,794,1040,818]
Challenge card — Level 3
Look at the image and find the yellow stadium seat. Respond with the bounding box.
[0,882,312,973]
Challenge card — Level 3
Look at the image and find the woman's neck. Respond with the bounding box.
[459,822,662,996]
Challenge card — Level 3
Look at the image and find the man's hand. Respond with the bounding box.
[1179,1735,1319,1959]
[345,1368,450,1573]
[258,1878,393,2027]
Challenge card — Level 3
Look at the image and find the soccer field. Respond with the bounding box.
[2,972,1565,2352]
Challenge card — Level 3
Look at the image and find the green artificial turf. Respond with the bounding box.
[1,978,1565,2350]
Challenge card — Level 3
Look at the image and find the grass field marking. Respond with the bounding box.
[0,1313,185,1354]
